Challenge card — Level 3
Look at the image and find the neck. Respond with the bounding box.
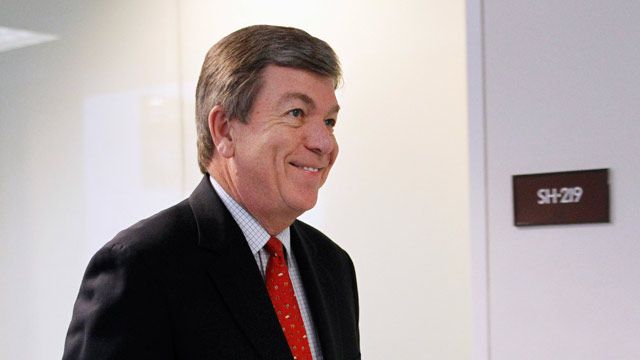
[208,164,298,236]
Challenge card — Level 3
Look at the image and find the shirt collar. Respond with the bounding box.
[209,175,290,255]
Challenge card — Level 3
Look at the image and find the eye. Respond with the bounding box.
[288,108,304,117]
[324,118,337,128]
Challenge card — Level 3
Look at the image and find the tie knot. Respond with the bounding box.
[265,236,284,258]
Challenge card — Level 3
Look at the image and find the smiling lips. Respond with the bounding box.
[290,162,322,173]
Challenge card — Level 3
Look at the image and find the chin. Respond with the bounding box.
[287,194,319,214]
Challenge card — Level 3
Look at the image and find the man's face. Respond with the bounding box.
[228,65,340,222]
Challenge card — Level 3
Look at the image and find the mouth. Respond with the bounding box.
[290,162,322,173]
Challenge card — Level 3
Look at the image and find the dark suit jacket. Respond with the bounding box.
[62,175,360,359]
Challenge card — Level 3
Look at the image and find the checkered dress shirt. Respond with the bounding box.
[209,176,323,360]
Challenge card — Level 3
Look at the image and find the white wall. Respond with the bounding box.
[1,1,470,359]
[472,1,640,359]
[0,2,183,359]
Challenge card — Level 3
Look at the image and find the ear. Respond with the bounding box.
[208,105,235,158]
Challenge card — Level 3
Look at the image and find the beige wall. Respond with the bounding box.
[0,1,470,358]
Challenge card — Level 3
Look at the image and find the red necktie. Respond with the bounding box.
[265,237,313,360]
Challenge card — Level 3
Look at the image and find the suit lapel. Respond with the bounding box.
[291,222,341,360]
[188,176,292,359]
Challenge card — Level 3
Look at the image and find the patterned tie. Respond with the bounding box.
[265,236,313,360]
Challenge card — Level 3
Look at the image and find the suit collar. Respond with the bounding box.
[188,175,293,359]
[188,175,243,252]
[291,222,341,360]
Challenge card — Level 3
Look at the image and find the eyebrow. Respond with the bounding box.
[279,92,341,115]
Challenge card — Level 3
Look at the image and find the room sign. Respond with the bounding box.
[512,168,610,226]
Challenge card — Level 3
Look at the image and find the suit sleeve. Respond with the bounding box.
[346,253,361,359]
[62,242,172,359]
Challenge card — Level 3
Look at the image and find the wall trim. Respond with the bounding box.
[466,0,490,359]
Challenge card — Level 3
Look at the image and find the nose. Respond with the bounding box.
[304,119,337,156]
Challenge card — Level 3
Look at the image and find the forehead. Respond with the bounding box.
[255,65,339,110]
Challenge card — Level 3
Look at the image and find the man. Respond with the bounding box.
[62,25,360,359]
